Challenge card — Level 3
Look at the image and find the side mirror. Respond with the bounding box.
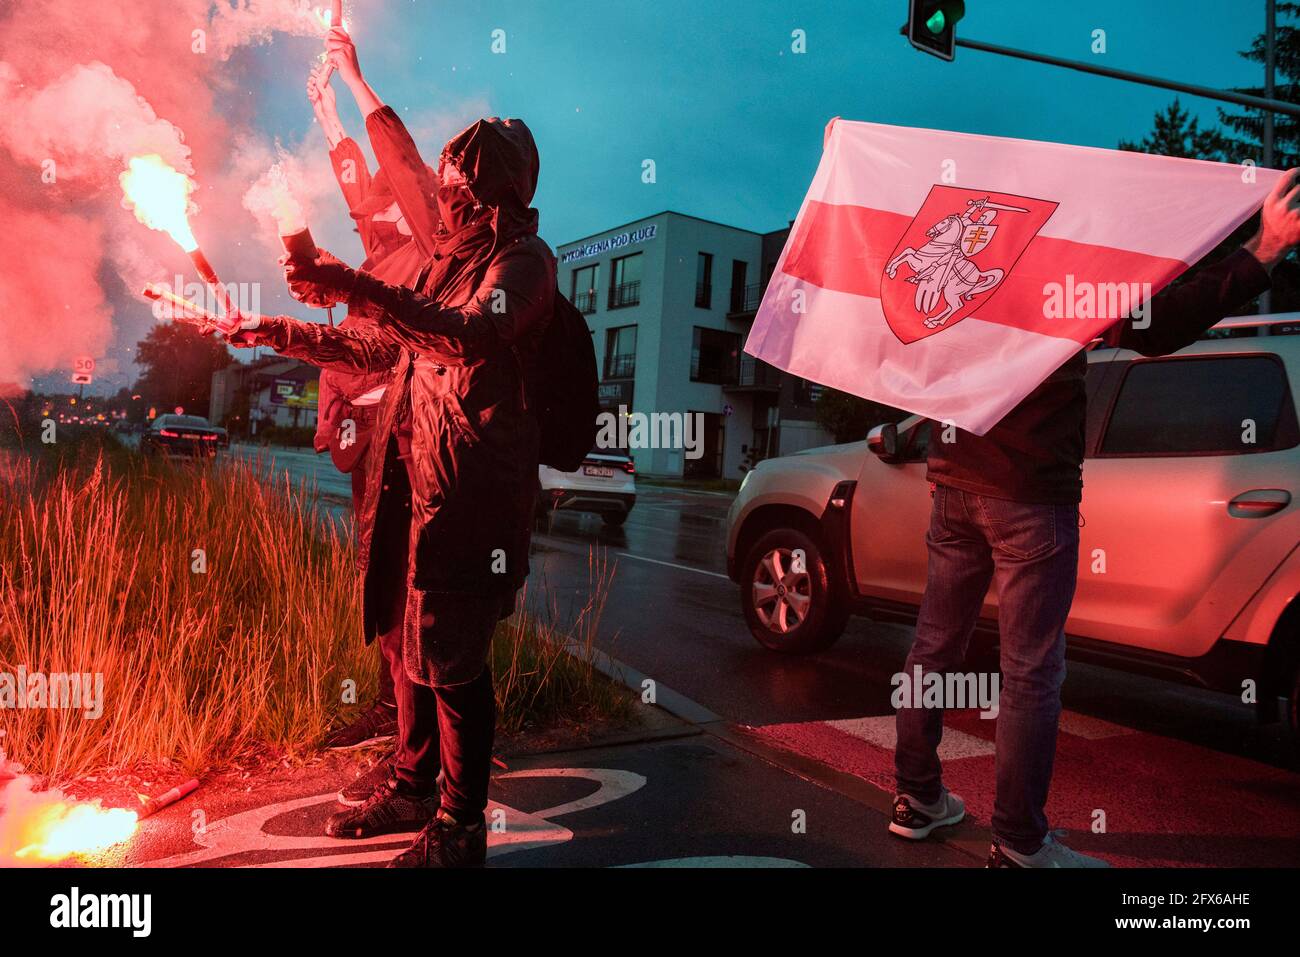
[867,422,901,464]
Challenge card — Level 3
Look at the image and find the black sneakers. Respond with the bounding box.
[387,809,488,868]
[322,701,398,751]
[324,777,435,839]
[337,753,397,807]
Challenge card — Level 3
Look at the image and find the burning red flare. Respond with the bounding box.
[14,802,139,863]
[119,154,198,252]
[0,757,138,865]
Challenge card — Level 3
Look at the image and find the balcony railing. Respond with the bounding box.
[728,282,763,315]
[608,280,641,310]
[573,290,597,315]
[695,282,712,309]
[604,353,636,379]
[726,355,782,391]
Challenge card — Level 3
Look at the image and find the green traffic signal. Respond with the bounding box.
[907,0,966,60]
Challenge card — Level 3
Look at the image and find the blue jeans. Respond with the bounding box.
[894,485,1079,855]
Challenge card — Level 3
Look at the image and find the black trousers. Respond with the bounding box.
[354,461,399,709]
[369,440,497,822]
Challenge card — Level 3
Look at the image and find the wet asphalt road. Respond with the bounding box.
[97,442,1290,869]
[231,443,1297,773]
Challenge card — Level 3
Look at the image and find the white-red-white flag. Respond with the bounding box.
[745,119,1281,435]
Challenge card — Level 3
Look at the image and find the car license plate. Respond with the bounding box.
[583,465,615,478]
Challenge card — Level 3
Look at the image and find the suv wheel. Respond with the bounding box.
[740,527,848,654]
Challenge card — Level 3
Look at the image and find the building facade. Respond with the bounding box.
[210,356,319,435]
[557,211,834,479]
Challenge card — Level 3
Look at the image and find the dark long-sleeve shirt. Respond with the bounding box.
[925,248,1272,504]
[365,107,441,262]
[314,112,441,466]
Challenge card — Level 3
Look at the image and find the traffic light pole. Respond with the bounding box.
[952,34,1300,120]
[1262,0,1276,316]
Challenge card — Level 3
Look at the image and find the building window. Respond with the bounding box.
[729,259,749,311]
[609,253,643,309]
[571,264,598,315]
[794,378,824,407]
[695,252,713,309]
[604,325,637,379]
[690,326,740,384]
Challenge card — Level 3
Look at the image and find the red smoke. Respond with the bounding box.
[0,197,112,390]
[0,0,339,394]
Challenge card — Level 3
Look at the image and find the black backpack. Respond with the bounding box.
[526,291,600,472]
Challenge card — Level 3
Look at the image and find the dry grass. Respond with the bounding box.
[494,550,629,734]
[0,434,629,782]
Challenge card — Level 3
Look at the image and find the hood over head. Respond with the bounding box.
[439,116,540,214]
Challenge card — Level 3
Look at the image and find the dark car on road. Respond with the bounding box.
[141,414,225,458]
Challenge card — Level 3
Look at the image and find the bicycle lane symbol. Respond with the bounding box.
[144,768,646,868]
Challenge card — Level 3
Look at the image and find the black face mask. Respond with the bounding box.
[437,183,482,235]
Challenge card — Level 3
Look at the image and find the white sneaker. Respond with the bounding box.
[889,789,966,840]
[987,830,1109,868]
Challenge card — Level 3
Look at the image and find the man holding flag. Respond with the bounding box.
[896,171,1300,869]
[745,119,1300,867]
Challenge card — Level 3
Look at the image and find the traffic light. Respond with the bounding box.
[906,0,966,61]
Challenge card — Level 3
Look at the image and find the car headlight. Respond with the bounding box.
[739,466,756,494]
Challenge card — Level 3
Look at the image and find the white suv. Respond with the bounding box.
[726,321,1300,735]
[538,447,637,526]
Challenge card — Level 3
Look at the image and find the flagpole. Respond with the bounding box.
[1260,0,1276,321]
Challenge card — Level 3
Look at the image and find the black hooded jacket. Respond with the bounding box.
[257,117,556,640]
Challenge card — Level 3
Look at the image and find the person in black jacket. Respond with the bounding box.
[228,106,554,868]
[890,168,1300,868]
[305,56,439,766]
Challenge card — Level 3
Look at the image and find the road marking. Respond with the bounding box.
[143,768,646,869]
[533,531,730,581]
[610,551,730,580]
[825,716,996,760]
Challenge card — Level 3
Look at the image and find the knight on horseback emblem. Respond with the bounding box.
[881,186,1058,344]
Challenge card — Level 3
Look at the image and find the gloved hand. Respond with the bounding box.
[222,312,281,349]
[284,248,357,308]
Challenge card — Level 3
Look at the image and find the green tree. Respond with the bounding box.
[1120,80,1300,313]
[1214,2,1300,311]
[1117,98,1229,160]
[814,389,904,444]
[1218,1,1300,169]
[132,324,233,419]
